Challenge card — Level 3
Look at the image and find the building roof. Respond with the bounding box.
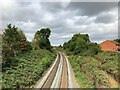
[109,40,119,44]
[100,40,120,45]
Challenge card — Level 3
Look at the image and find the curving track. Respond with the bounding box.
[34,52,79,88]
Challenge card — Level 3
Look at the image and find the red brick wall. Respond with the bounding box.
[99,40,117,52]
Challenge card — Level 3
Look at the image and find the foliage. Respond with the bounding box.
[63,33,101,56]
[1,24,55,88]
[68,56,95,88]
[2,50,56,88]
[2,24,31,66]
[94,51,119,82]
[17,30,32,52]
[68,51,119,88]
[32,28,52,50]
[80,42,101,56]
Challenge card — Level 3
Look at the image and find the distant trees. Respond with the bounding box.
[32,28,52,50]
[63,33,101,56]
[2,24,31,65]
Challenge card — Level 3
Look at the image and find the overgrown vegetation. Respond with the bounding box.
[63,33,119,88]
[2,24,56,88]
[2,24,119,88]
[2,24,32,67]
[95,51,119,83]
[2,50,56,88]
[68,51,119,88]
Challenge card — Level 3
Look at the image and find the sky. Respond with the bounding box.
[0,0,119,46]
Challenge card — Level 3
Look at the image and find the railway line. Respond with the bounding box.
[34,52,79,88]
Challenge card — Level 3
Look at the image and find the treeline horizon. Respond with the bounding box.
[1,24,120,46]
[2,24,120,66]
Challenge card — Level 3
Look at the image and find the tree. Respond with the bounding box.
[32,28,52,50]
[63,33,90,54]
[2,24,20,57]
[63,33,101,56]
[82,42,101,56]
[18,30,32,52]
[32,31,41,50]
[2,24,31,66]
[40,28,51,39]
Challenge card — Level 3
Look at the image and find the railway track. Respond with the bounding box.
[60,54,68,88]
[34,52,79,88]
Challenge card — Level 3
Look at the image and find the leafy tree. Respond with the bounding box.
[32,28,52,50]
[2,24,20,57]
[40,28,51,39]
[82,42,101,56]
[18,30,32,52]
[63,33,101,56]
[2,24,31,66]
[63,33,89,54]
[32,31,41,50]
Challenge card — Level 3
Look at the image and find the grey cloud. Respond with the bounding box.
[95,13,116,23]
[67,2,117,16]
[2,1,118,46]
[3,5,34,22]
[40,2,64,13]
[74,16,96,25]
[90,33,118,44]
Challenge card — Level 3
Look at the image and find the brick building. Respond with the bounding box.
[99,40,120,52]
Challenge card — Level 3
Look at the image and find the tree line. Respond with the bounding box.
[63,33,101,56]
[2,24,52,67]
[2,24,119,67]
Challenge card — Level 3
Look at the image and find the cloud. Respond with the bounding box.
[1,1,118,46]
[25,33,34,41]
[74,16,96,25]
[94,9,118,23]
[67,2,117,16]
[16,21,37,33]
[40,2,64,13]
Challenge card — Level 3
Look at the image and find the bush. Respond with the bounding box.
[68,52,119,88]
[2,50,56,88]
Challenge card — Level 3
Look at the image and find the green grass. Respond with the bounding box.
[2,49,56,88]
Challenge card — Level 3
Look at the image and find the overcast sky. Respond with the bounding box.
[0,0,119,46]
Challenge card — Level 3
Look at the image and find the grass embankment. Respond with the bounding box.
[2,49,56,88]
[68,51,119,88]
